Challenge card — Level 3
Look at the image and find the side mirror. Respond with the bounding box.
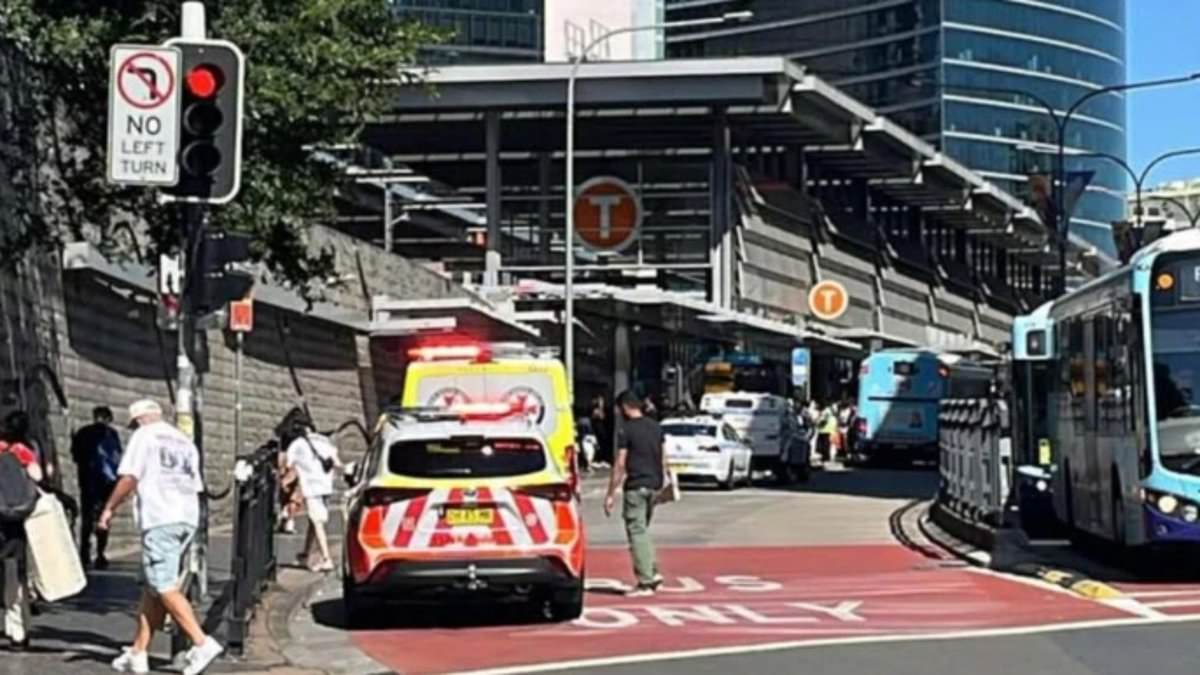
[343,462,359,487]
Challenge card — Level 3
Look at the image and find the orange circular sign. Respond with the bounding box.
[808,280,849,321]
[574,176,642,252]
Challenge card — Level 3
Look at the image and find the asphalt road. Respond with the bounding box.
[276,466,1200,675]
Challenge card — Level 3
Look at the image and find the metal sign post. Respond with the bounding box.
[229,299,254,459]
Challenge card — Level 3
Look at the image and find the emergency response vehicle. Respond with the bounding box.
[341,403,585,623]
[400,342,577,476]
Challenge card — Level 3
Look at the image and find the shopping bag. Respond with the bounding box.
[655,469,681,505]
[24,493,86,602]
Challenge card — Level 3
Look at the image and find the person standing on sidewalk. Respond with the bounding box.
[0,439,42,651]
[603,390,668,597]
[284,416,341,572]
[98,399,223,675]
[71,406,123,570]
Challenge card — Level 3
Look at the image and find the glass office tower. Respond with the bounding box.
[666,0,1127,254]
[394,0,544,64]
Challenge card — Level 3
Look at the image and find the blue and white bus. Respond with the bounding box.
[854,349,991,462]
[1018,229,1200,546]
[1010,303,1058,533]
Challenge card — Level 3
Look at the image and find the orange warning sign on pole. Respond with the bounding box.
[229,299,254,333]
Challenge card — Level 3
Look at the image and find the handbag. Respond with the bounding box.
[302,435,335,473]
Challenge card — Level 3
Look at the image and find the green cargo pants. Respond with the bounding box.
[623,487,659,587]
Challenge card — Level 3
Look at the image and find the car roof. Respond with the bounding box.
[662,416,722,427]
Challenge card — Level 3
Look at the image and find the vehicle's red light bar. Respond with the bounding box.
[408,344,489,362]
[451,402,519,417]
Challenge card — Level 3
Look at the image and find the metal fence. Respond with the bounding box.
[938,397,1013,528]
[224,442,280,655]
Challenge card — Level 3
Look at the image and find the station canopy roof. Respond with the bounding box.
[367,56,1102,273]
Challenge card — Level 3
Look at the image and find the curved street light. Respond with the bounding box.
[563,10,753,396]
[917,73,1200,294]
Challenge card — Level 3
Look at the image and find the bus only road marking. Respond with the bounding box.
[574,601,866,630]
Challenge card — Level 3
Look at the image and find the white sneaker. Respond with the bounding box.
[183,637,224,675]
[111,648,150,674]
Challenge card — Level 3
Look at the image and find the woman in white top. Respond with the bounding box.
[284,421,342,573]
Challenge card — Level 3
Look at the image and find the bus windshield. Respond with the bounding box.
[1151,307,1200,471]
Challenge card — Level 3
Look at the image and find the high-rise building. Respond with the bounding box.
[666,0,1127,254]
[393,0,545,64]
[544,0,665,62]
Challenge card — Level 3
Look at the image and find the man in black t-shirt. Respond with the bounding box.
[604,390,668,597]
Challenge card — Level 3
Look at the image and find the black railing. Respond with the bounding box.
[224,443,280,655]
[938,397,1012,528]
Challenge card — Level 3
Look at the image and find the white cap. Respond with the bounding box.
[128,399,163,422]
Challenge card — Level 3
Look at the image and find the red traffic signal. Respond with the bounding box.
[185,64,222,99]
[167,39,244,204]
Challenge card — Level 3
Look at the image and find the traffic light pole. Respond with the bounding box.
[174,201,209,660]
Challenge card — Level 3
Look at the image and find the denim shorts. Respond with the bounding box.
[141,524,195,594]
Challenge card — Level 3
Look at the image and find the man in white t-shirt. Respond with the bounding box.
[98,400,223,675]
[284,423,341,572]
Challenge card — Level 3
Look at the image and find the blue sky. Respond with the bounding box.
[1128,2,1200,186]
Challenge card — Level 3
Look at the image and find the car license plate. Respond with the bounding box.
[670,462,690,472]
[445,508,495,526]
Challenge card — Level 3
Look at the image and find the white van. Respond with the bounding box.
[699,392,808,481]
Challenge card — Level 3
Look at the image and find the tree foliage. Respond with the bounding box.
[0,0,440,295]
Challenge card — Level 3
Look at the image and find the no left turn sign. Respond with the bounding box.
[117,52,177,109]
[107,44,181,186]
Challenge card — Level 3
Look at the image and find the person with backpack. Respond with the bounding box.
[284,414,341,572]
[70,406,123,570]
[0,438,43,651]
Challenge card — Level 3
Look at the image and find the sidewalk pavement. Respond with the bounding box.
[0,520,338,675]
[4,470,612,675]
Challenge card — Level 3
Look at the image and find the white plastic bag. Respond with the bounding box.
[24,493,87,602]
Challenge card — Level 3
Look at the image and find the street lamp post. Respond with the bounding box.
[919,74,1200,295]
[1020,145,1200,230]
[563,11,752,396]
[1145,195,1200,229]
[1051,74,1200,294]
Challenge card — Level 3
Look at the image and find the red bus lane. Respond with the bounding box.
[351,545,1129,674]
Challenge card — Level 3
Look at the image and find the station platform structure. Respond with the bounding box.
[341,56,1112,401]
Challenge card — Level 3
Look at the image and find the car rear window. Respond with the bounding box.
[388,437,546,478]
[663,424,716,437]
[722,399,755,409]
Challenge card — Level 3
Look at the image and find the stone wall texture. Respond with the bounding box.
[0,226,467,546]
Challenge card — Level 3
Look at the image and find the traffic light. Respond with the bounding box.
[166,39,244,203]
[193,230,254,315]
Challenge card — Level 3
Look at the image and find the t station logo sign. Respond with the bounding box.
[573,176,643,253]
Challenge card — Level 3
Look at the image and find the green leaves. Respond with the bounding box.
[0,0,441,296]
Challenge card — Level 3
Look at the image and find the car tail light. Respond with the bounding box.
[363,488,430,507]
[860,363,869,376]
[565,444,581,495]
[518,484,574,502]
[855,418,867,435]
